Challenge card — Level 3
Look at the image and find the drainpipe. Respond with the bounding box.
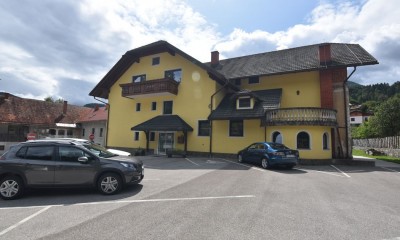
[209,80,229,158]
[343,66,356,159]
[94,97,109,147]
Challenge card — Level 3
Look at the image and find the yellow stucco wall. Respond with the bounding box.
[107,52,219,153]
[239,71,321,108]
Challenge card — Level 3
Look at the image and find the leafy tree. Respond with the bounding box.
[371,94,400,137]
[44,96,64,103]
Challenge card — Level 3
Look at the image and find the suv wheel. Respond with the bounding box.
[97,173,122,195]
[0,175,24,200]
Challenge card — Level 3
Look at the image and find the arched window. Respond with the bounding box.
[272,131,282,143]
[323,132,329,150]
[297,131,310,149]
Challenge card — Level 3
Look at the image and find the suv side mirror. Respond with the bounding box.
[78,156,89,163]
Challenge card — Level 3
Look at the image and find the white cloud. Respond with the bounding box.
[214,0,400,85]
[0,0,399,105]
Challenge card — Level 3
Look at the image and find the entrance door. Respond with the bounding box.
[158,132,174,155]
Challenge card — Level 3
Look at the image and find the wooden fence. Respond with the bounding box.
[353,136,400,149]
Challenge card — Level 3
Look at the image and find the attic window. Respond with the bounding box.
[237,97,252,109]
[248,76,259,84]
[152,57,160,65]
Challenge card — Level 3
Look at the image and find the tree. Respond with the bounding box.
[44,96,64,103]
[370,94,400,137]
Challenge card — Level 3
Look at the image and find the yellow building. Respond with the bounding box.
[90,41,377,161]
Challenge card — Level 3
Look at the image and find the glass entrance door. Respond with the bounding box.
[158,132,174,155]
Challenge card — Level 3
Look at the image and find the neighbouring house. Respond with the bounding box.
[78,105,108,146]
[0,92,92,154]
[89,40,378,161]
[350,108,373,126]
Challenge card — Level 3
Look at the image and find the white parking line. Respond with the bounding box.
[185,158,200,166]
[73,195,255,206]
[0,206,51,236]
[331,165,351,178]
[379,166,400,173]
[219,158,265,171]
[296,168,346,177]
[0,195,256,211]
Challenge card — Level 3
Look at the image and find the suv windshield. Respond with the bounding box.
[82,143,116,158]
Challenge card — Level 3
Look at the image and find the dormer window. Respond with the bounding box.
[237,97,252,109]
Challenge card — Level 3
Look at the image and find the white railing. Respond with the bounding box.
[265,108,337,126]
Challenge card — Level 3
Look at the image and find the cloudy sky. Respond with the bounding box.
[0,0,399,106]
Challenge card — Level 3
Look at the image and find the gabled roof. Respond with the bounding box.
[90,40,230,99]
[209,89,282,120]
[0,93,92,126]
[206,43,378,79]
[131,115,193,132]
[90,41,378,99]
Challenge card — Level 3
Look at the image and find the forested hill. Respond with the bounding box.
[348,81,400,104]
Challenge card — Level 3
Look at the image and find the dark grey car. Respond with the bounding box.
[0,140,144,200]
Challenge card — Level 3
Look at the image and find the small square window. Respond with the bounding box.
[238,98,251,109]
[248,76,259,84]
[152,102,157,111]
[152,57,160,65]
[350,117,355,122]
[136,103,141,112]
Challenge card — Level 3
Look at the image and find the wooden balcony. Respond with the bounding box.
[264,108,337,126]
[120,78,179,99]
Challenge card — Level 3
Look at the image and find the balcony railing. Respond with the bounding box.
[264,108,337,126]
[120,78,179,98]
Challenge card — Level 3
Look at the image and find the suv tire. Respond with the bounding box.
[0,175,24,200]
[97,173,122,195]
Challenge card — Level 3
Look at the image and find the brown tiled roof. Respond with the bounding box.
[0,93,92,126]
[78,106,108,122]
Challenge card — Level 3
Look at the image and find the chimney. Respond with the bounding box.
[319,44,331,66]
[94,105,99,111]
[211,51,219,67]
[63,101,68,114]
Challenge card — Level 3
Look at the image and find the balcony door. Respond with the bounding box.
[158,132,174,155]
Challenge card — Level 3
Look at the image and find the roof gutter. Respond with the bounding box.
[343,66,356,159]
[209,79,229,158]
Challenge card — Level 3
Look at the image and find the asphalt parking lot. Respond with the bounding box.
[1,156,400,240]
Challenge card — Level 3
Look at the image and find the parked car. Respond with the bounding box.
[0,139,144,200]
[237,142,299,169]
[41,138,131,156]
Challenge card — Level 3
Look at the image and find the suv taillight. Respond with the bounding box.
[0,155,5,160]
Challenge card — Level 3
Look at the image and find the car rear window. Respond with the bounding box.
[269,143,290,150]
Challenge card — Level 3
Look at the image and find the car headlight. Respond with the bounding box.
[120,162,136,170]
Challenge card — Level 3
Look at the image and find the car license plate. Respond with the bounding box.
[286,154,295,158]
